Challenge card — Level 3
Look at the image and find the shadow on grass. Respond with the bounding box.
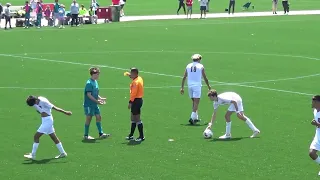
[22,158,67,165]
[211,136,261,142]
[180,122,208,127]
[121,140,142,146]
[81,139,99,143]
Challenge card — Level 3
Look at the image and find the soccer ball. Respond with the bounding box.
[203,129,213,139]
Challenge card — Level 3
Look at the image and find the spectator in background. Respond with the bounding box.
[282,0,289,14]
[78,4,87,24]
[272,0,278,14]
[92,0,99,15]
[70,0,79,27]
[24,1,31,28]
[44,5,52,26]
[58,4,65,28]
[228,0,235,15]
[36,1,43,28]
[53,0,60,27]
[186,0,193,19]
[31,0,37,15]
[120,0,125,17]
[199,0,208,18]
[4,3,11,30]
[206,0,210,12]
[88,5,97,24]
[177,0,186,15]
[0,3,3,28]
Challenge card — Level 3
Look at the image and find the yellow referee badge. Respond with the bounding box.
[124,72,130,76]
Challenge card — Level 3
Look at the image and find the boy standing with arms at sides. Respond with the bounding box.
[36,1,42,28]
[4,3,12,30]
[24,1,31,28]
[124,68,145,142]
[199,0,208,18]
[186,0,193,19]
[58,4,65,28]
[83,67,110,140]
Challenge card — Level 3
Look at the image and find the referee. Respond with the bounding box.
[126,68,145,142]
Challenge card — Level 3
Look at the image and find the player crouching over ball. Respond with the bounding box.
[206,89,260,139]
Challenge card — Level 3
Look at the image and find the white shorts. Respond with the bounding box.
[228,101,244,112]
[310,137,320,151]
[37,116,55,135]
[188,86,201,98]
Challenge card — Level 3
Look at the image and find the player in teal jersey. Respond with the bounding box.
[52,0,60,27]
[83,67,110,140]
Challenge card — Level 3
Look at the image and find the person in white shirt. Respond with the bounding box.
[70,0,79,26]
[120,0,125,17]
[206,89,260,139]
[180,54,211,125]
[24,95,72,160]
[4,3,12,29]
[308,95,320,176]
[199,0,208,18]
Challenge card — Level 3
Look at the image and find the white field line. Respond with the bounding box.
[11,50,320,62]
[0,53,315,96]
[0,86,181,90]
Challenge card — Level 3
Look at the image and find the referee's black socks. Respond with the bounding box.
[137,121,144,138]
[130,121,136,136]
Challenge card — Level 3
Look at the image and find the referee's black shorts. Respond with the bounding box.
[131,98,143,115]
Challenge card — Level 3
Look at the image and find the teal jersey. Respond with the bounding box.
[53,3,60,13]
[84,78,99,107]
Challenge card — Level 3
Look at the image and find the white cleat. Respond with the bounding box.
[318,171,320,176]
[219,134,231,139]
[250,130,260,138]
[24,153,35,160]
[83,135,95,140]
[55,152,67,159]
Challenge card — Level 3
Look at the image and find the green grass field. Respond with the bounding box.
[0,0,320,179]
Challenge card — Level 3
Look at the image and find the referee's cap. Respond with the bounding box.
[192,54,202,61]
[6,3,11,6]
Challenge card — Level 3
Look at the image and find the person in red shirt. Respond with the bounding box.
[186,0,193,19]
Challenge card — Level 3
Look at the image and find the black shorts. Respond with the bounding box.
[200,6,207,11]
[131,98,143,115]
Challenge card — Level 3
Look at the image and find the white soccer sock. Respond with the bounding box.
[315,157,320,164]
[226,122,232,135]
[31,143,39,156]
[56,142,66,154]
[245,116,258,131]
[191,112,197,120]
[196,111,199,120]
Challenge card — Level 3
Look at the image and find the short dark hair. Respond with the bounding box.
[26,1,29,3]
[89,67,100,75]
[26,95,38,106]
[207,89,218,97]
[312,95,320,102]
[130,67,139,74]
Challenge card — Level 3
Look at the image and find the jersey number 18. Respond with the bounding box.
[190,66,197,72]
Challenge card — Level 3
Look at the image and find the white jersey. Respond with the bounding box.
[314,109,320,136]
[33,96,54,116]
[310,109,320,151]
[199,0,208,6]
[186,62,204,87]
[213,92,242,110]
